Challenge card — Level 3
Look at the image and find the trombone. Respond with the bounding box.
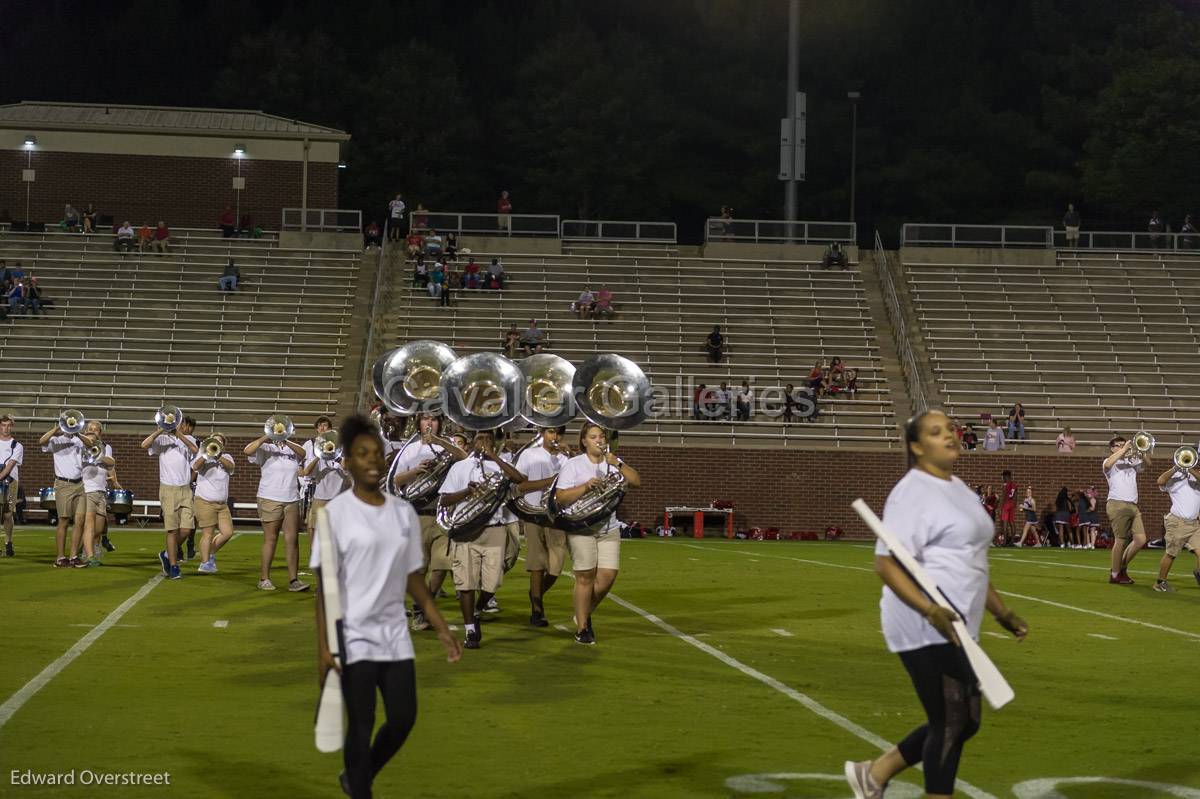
[58,408,87,435]
[155,405,183,432]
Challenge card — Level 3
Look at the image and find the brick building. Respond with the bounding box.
[0,101,348,230]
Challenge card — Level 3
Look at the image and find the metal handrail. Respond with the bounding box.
[281,208,363,232]
[415,211,560,237]
[1053,229,1200,251]
[560,219,677,243]
[357,231,388,413]
[705,217,856,244]
[900,223,1053,248]
[875,229,927,412]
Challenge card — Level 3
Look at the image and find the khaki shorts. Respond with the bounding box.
[55,479,85,521]
[420,514,453,572]
[524,522,567,576]
[1163,513,1200,558]
[258,497,298,525]
[1,478,18,514]
[195,498,232,529]
[1106,500,1144,541]
[85,490,107,515]
[568,528,620,572]
[451,525,505,593]
[160,483,194,530]
[503,521,521,573]
[305,497,329,532]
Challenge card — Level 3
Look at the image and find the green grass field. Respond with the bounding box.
[2,528,1199,798]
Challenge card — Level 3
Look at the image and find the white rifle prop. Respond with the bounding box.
[852,499,1015,710]
[314,507,346,751]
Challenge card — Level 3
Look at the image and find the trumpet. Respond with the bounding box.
[1174,445,1198,472]
[155,405,183,432]
[264,415,294,442]
[83,441,106,466]
[58,408,87,435]
[315,431,341,460]
[1131,430,1155,455]
[200,436,224,461]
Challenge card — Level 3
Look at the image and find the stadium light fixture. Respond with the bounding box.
[337,161,347,170]
[233,143,246,157]
[23,135,36,148]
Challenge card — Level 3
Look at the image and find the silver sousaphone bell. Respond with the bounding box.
[58,408,87,435]
[506,354,577,522]
[372,340,458,416]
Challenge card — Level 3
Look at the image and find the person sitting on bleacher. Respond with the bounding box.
[82,204,97,234]
[363,220,383,250]
[520,320,545,355]
[219,259,240,292]
[64,204,81,232]
[219,206,236,238]
[22,278,43,316]
[487,258,505,290]
[463,257,481,289]
[153,221,171,254]
[705,325,724,363]
[137,222,153,253]
[825,357,846,395]
[425,229,444,256]
[821,242,848,270]
[594,284,614,319]
[114,221,136,253]
[576,287,595,319]
[807,360,825,396]
[502,323,521,358]
[405,230,425,259]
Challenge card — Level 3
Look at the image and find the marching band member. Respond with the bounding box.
[192,435,236,574]
[141,416,199,578]
[0,414,23,558]
[554,423,641,646]
[245,428,309,592]
[438,429,526,649]
[300,428,351,531]
[1102,435,1151,585]
[79,420,116,567]
[40,420,96,568]
[1153,458,1200,592]
[388,412,466,631]
[312,414,460,798]
[516,426,569,627]
[300,418,334,534]
[844,410,1027,799]
[491,436,524,615]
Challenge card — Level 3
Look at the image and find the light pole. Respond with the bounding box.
[848,91,860,223]
[784,0,799,225]
[23,135,36,225]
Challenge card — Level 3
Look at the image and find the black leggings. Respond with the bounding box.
[341,659,418,799]
[896,643,982,795]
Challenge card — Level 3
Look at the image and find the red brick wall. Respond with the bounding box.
[0,152,337,229]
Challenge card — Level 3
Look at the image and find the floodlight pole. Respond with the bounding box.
[784,0,799,228]
[848,91,860,223]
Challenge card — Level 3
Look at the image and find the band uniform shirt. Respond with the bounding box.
[440,457,506,526]
[249,442,301,502]
[81,443,113,493]
[1104,456,1144,503]
[0,438,23,483]
[303,440,349,502]
[149,434,198,487]
[308,492,423,663]
[515,446,566,509]
[877,468,993,654]
[195,459,233,503]
[1160,472,1200,520]
[556,454,621,534]
[42,435,85,480]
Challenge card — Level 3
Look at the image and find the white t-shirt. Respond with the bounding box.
[194,458,234,503]
[876,469,993,654]
[388,198,406,219]
[308,492,423,664]
[1160,472,1200,520]
[82,443,113,493]
[42,435,84,480]
[440,457,505,526]
[556,453,621,533]
[249,442,301,502]
[516,445,566,509]
[498,450,518,524]
[305,449,350,501]
[0,438,24,483]
[150,434,197,486]
[1104,456,1143,503]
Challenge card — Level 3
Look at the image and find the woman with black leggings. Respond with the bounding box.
[313,414,461,798]
[845,410,1028,799]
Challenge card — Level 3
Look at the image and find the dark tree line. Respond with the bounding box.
[4,0,1200,242]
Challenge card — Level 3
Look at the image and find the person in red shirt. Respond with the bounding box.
[999,469,1018,545]
[497,190,513,234]
[405,231,424,259]
[219,207,236,238]
[152,220,171,254]
[463,257,481,289]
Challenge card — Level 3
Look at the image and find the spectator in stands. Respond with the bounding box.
[1182,214,1198,249]
[424,229,444,257]
[502,323,521,358]
[387,193,406,240]
[487,257,506,290]
[718,205,734,239]
[463,257,481,289]
[445,232,458,261]
[735,380,753,421]
[219,206,236,238]
[364,220,383,250]
[22,278,43,316]
[1063,203,1081,247]
[844,367,859,398]
[411,203,428,231]
[114,221,136,253]
[153,221,171,254]
[961,423,978,450]
[826,357,847,395]
[413,256,429,288]
[595,284,614,319]
[1056,426,1076,453]
[137,222,153,253]
[82,204,97,234]
[405,230,425,259]
[807,360,826,396]
[983,417,1006,451]
[7,279,24,316]
[705,325,724,363]
[782,383,797,423]
[821,242,848,270]
[497,190,513,233]
[62,204,80,232]
[441,264,455,307]
[576,286,595,319]
[219,259,240,292]
[520,319,544,355]
[1006,402,1026,441]
[692,384,705,418]
[982,485,998,520]
[238,214,254,237]
[1149,209,1165,248]
[428,260,445,300]
[717,382,731,420]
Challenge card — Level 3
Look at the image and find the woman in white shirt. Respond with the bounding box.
[845,410,1027,799]
[245,430,309,592]
[554,423,641,646]
[313,414,460,798]
[193,434,236,574]
[1102,435,1150,585]
[80,420,117,568]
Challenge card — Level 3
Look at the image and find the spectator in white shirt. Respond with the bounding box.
[576,287,595,319]
[1153,460,1200,592]
[1055,427,1076,453]
[79,420,118,567]
[113,221,135,253]
[387,193,407,241]
[140,416,200,577]
[245,428,309,592]
[0,414,24,558]
[735,380,753,421]
[982,418,1005,451]
[520,320,545,356]
[1102,435,1151,585]
[40,418,97,567]
[192,434,236,574]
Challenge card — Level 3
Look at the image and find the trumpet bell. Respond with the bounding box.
[155,404,183,431]
[1174,445,1197,471]
[1132,430,1156,454]
[572,354,653,431]
[200,436,224,459]
[264,415,294,442]
[372,340,458,415]
[58,408,87,435]
[83,441,105,465]
[519,353,577,428]
[440,353,525,432]
[315,430,341,459]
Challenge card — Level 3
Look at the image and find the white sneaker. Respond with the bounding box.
[843,760,883,799]
[288,579,310,592]
[258,579,276,591]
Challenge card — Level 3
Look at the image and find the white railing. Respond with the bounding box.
[1053,229,1200,251]
[357,235,388,413]
[705,218,856,245]
[901,223,1053,248]
[416,211,560,237]
[560,219,677,243]
[281,208,362,232]
[875,230,927,412]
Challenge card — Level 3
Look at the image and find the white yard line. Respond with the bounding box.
[990,554,1158,577]
[212,620,229,629]
[1087,633,1118,641]
[770,628,794,637]
[0,575,163,730]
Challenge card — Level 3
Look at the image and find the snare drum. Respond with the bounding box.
[108,489,134,515]
[39,486,57,514]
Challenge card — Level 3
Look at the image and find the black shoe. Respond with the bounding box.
[4,542,12,558]
[574,629,596,645]
[101,536,115,553]
[464,628,481,650]
[185,539,196,561]
[530,612,549,628]
[176,545,185,563]
[587,615,595,640]
[338,771,351,797]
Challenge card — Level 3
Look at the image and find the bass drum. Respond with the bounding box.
[39,486,57,514]
[108,489,134,515]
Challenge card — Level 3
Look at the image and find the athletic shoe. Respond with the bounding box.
[176,545,185,563]
[185,539,196,561]
[1194,570,1200,587]
[86,558,102,568]
[169,565,181,580]
[1153,580,1175,593]
[207,557,218,573]
[71,557,88,569]
[54,556,69,568]
[411,612,431,631]
[586,615,595,641]
[843,760,883,799]
[258,579,276,591]
[574,629,596,645]
[5,542,13,557]
[464,628,481,649]
[289,579,310,592]
[158,550,170,576]
[197,560,217,575]
[100,536,115,552]
[338,771,351,797]
[1109,571,1135,585]
[530,612,549,628]
[483,596,501,614]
